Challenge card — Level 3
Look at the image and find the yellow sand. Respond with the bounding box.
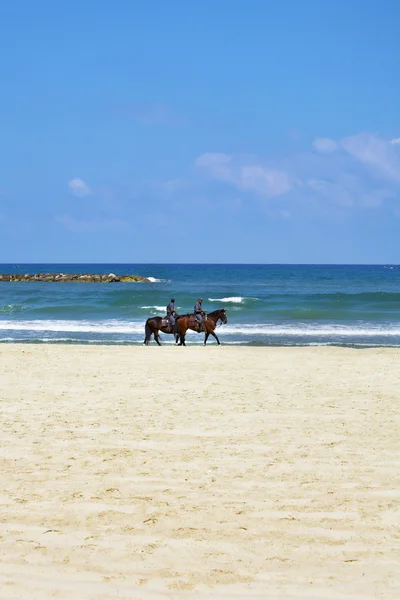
[1,344,399,599]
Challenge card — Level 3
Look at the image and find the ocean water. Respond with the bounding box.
[0,263,400,346]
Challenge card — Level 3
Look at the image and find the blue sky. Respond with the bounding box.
[1,0,399,263]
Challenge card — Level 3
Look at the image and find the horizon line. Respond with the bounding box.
[0,262,398,267]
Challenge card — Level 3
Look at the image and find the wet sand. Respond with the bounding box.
[1,344,399,599]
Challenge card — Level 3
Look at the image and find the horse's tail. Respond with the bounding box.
[144,320,152,345]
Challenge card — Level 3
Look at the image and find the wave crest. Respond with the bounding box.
[0,304,28,314]
[1,320,400,338]
[208,296,258,304]
[146,276,171,283]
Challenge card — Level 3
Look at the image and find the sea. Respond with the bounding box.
[0,263,399,347]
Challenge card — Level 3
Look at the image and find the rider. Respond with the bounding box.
[166,298,177,331]
[194,297,206,330]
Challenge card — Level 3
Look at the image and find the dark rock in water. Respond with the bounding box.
[0,272,150,283]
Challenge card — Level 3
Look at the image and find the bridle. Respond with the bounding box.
[216,310,226,327]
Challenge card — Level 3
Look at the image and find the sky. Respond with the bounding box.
[1,0,399,263]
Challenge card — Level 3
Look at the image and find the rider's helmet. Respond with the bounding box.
[198,298,202,302]
[171,298,175,302]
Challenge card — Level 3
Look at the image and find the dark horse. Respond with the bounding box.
[143,315,178,346]
[175,309,228,346]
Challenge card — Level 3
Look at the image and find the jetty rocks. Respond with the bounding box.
[0,272,150,283]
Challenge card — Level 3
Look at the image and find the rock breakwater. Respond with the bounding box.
[0,272,150,283]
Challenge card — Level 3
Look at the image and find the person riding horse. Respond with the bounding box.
[166,298,178,332]
[194,298,207,331]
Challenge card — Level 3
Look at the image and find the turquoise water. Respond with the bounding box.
[1,264,400,346]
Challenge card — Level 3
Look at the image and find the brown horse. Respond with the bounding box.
[175,308,228,346]
[143,315,178,346]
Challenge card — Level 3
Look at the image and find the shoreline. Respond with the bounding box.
[2,339,400,348]
[1,344,399,598]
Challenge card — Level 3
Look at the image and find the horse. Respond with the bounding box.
[175,308,228,346]
[143,315,178,346]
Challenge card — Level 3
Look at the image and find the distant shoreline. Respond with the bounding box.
[0,272,149,283]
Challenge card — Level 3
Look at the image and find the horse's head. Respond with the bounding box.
[219,309,227,324]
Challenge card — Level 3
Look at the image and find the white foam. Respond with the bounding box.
[0,320,399,338]
[141,306,166,312]
[0,319,144,334]
[208,297,253,304]
[146,276,171,283]
[220,323,400,337]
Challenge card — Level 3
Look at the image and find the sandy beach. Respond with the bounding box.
[0,344,399,599]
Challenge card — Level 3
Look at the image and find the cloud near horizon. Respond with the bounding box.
[195,153,296,198]
[195,133,400,213]
[68,178,91,198]
[314,132,400,184]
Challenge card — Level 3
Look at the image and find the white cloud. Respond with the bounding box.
[313,137,338,153]
[307,179,354,207]
[195,153,233,182]
[194,132,400,214]
[195,153,295,198]
[312,133,400,183]
[239,166,293,196]
[341,132,400,183]
[68,178,91,197]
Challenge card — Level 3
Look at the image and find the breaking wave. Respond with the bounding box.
[146,276,171,283]
[208,296,258,304]
[0,304,29,314]
[1,319,400,340]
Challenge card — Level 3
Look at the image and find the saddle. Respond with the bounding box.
[189,315,205,331]
[161,318,173,332]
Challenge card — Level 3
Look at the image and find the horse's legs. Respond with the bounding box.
[176,325,187,346]
[177,332,186,346]
[204,331,210,345]
[210,330,220,345]
[154,331,162,346]
[144,323,152,345]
